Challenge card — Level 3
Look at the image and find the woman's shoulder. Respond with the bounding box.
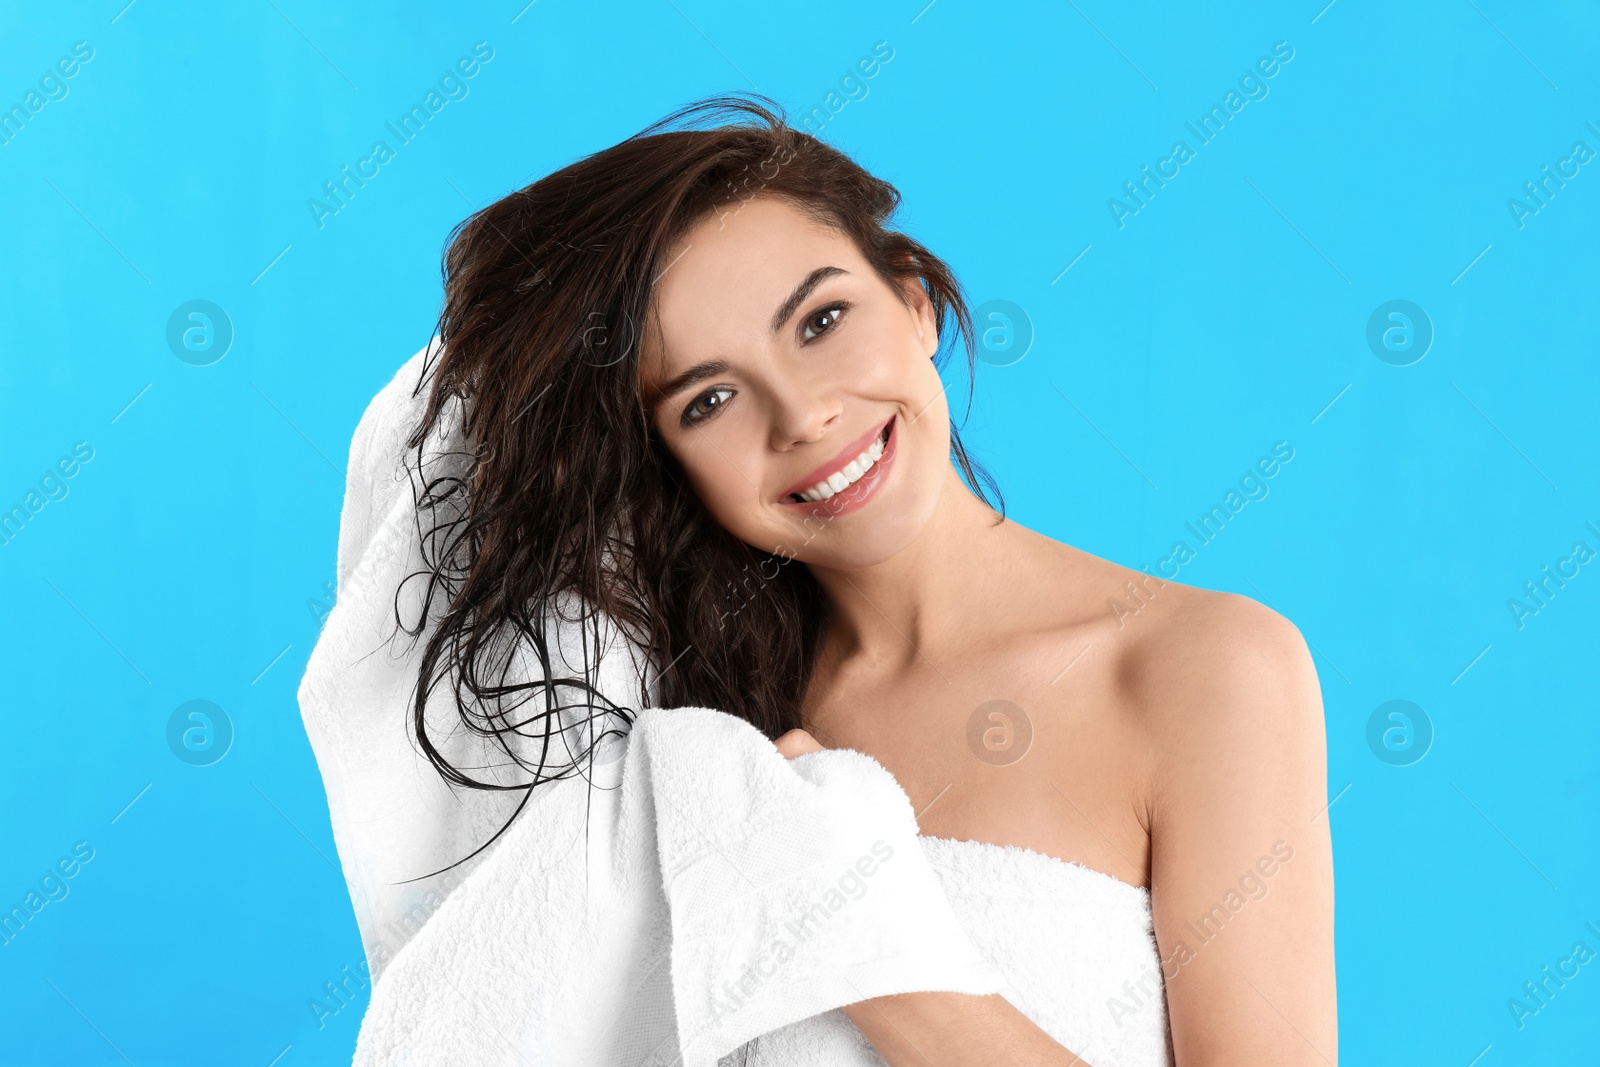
[1100,563,1325,783]
[1023,530,1300,660]
[1116,568,1308,684]
[1026,537,1322,764]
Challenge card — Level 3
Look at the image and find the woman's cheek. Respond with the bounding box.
[693,463,762,539]
[851,333,905,388]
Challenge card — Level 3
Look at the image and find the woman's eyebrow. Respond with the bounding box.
[650,358,732,407]
[769,265,848,336]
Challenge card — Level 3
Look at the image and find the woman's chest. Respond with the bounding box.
[800,652,1153,888]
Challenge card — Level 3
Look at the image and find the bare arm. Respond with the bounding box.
[1139,595,1338,1065]
[773,729,1097,1067]
[841,990,1094,1066]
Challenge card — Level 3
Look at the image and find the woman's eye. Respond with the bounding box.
[683,386,734,425]
[801,302,849,342]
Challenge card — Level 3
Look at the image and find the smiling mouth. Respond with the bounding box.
[785,419,894,504]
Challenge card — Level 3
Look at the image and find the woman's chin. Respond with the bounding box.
[774,499,935,570]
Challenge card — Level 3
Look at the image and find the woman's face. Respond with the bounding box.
[638,195,952,570]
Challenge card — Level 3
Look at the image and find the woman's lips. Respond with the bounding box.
[779,415,896,502]
[778,415,898,519]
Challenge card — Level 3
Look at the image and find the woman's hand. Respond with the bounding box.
[769,725,1098,1065]
[773,728,824,759]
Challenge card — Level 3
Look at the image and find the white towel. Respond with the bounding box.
[298,342,1007,1066]
[350,706,1009,1067]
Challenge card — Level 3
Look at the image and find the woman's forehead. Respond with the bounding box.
[643,202,858,371]
[657,201,845,311]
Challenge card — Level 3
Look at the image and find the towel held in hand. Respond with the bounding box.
[348,704,1009,1066]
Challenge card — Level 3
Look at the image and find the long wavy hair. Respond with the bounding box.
[392,93,1003,877]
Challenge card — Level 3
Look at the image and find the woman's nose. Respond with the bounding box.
[767,372,841,452]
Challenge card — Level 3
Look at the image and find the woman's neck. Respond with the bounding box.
[804,463,1021,674]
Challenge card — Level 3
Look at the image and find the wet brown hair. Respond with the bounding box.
[393,93,1002,875]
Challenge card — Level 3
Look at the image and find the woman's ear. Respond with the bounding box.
[896,276,940,360]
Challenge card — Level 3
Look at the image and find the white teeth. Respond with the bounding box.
[790,422,892,503]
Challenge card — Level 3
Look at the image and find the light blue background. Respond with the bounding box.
[2,1,1597,1063]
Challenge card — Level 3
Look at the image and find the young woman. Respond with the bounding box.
[399,95,1336,1065]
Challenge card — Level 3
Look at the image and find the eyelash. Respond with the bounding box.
[800,300,851,342]
[680,387,734,427]
[678,300,852,428]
